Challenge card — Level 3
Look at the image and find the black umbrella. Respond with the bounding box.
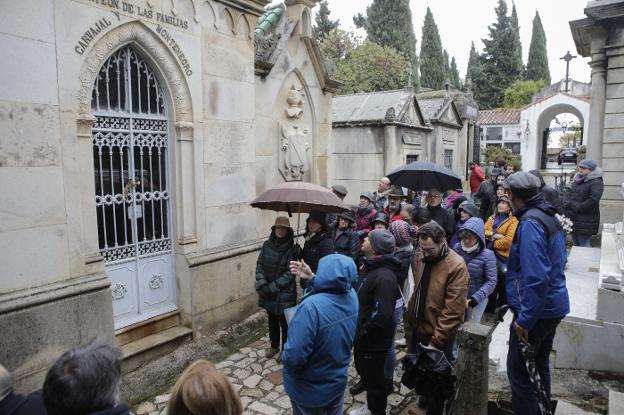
[386,161,462,192]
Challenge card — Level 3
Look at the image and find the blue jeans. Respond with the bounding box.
[465,298,488,324]
[507,317,562,415]
[290,394,344,415]
[572,233,591,247]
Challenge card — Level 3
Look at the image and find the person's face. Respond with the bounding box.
[307,220,321,233]
[400,209,410,220]
[505,165,514,174]
[497,201,511,214]
[496,187,505,198]
[378,178,390,193]
[274,225,288,238]
[388,196,401,210]
[338,218,350,230]
[460,210,471,221]
[460,232,479,248]
[361,237,374,257]
[359,196,370,207]
[578,166,590,177]
[496,175,505,185]
[374,222,387,230]
[426,191,442,207]
[419,237,443,262]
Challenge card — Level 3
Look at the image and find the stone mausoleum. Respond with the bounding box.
[0,0,337,392]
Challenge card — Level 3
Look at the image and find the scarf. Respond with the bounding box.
[357,203,373,216]
[460,241,480,253]
[574,174,585,185]
[493,212,510,230]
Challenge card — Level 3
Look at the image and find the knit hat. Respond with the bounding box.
[368,229,396,255]
[504,171,541,191]
[389,220,417,247]
[578,159,597,171]
[331,184,348,197]
[458,202,478,218]
[308,211,326,224]
[273,216,291,229]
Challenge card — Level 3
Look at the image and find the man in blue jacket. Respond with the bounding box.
[284,254,359,415]
[504,172,570,415]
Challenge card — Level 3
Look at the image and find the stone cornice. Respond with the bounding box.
[585,0,624,22]
[301,36,342,93]
[215,0,269,17]
[284,0,318,7]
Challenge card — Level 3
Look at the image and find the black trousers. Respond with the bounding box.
[267,311,288,349]
[354,345,388,415]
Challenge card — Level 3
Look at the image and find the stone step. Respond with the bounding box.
[609,389,624,415]
[121,325,193,373]
[115,311,181,346]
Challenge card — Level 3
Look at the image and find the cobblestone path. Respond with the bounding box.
[135,334,417,415]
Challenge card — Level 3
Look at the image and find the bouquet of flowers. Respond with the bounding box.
[555,213,574,234]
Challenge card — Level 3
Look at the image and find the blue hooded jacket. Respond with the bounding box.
[506,193,570,330]
[282,254,359,408]
[453,217,497,304]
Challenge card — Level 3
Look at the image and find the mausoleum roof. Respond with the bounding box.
[478,108,522,125]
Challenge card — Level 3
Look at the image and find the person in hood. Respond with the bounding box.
[284,254,359,415]
[504,172,569,415]
[425,189,455,241]
[168,360,242,415]
[404,222,468,414]
[528,170,562,213]
[334,210,360,261]
[453,218,497,324]
[563,160,604,247]
[42,338,130,415]
[449,201,479,248]
[300,211,335,288]
[356,192,378,237]
[255,216,297,359]
[350,230,402,415]
[469,161,485,194]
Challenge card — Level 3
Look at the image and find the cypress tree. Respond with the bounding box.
[419,7,446,90]
[450,57,461,89]
[444,49,450,83]
[466,41,481,87]
[526,11,551,84]
[510,2,524,78]
[313,0,339,41]
[363,0,419,87]
[474,0,523,109]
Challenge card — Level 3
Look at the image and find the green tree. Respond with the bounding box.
[444,49,450,83]
[510,2,525,78]
[526,11,551,84]
[319,29,409,94]
[559,130,581,148]
[360,0,419,87]
[419,7,446,89]
[483,146,522,171]
[474,0,524,109]
[503,79,546,108]
[465,41,482,89]
[313,0,339,41]
[450,57,461,89]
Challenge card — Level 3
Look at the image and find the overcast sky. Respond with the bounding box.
[316,0,591,84]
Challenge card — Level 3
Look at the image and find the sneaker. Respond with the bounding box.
[349,405,372,415]
[265,347,279,358]
[394,337,407,347]
[349,379,365,395]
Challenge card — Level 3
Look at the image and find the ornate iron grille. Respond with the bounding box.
[92,46,171,264]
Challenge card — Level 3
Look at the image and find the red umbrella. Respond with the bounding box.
[251,182,348,215]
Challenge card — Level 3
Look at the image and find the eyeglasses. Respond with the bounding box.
[427,194,442,199]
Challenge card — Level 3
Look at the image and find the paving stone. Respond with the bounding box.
[265,391,280,401]
[250,363,262,373]
[235,357,255,368]
[248,401,277,415]
[263,359,277,369]
[266,369,283,385]
[240,347,252,354]
[241,388,264,398]
[261,368,271,375]
[259,380,274,391]
[249,340,265,347]
[232,368,250,380]
[231,383,242,393]
[243,374,262,388]
[274,395,292,409]
[240,396,252,409]
[249,351,258,358]
[388,393,404,407]
[222,367,232,375]
[274,384,285,394]
[136,401,156,414]
[154,394,170,404]
[215,360,234,369]
[227,353,246,361]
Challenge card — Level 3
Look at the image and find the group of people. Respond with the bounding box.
[0,339,243,415]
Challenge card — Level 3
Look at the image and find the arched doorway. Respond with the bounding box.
[535,103,585,170]
[541,112,583,169]
[91,45,177,329]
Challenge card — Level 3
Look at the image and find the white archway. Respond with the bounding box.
[520,94,590,171]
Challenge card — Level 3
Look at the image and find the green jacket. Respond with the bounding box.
[255,229,297,314]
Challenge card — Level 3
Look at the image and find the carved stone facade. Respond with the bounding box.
[0,0,335,395]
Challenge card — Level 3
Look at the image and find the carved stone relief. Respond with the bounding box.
[279,85,311,181]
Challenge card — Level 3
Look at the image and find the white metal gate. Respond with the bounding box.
[92,46,176,329]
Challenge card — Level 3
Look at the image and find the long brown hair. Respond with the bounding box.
[167,360,242,415]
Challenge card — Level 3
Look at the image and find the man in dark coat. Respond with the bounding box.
[351,230,402,415]
[474,168,501,219]
[563,160,604,247]
[425,189,455,242]
[529,170,562,213]
[504,172,569,415]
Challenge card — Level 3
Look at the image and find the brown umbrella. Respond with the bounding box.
[250,182,349,215]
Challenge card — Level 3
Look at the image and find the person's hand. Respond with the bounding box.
[493,233,504,240]
[289,259,313,280]
[513,322,529,341]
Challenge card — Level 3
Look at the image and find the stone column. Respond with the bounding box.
[587,37,608,164]
[454,322,496,415]
[384,124,399,174]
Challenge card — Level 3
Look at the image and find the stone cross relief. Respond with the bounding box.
[279,85,310,181]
